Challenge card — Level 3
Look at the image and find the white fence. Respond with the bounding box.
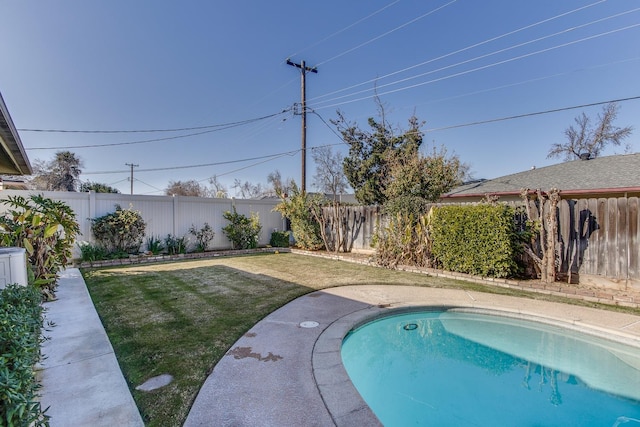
[0,190,285,257]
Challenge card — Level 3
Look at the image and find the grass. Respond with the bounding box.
[82,252,639,426]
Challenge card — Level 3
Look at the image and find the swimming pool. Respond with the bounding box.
[341,310,640,426]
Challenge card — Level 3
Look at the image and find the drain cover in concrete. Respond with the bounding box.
[300,321,319,328]
[135,374,174,391]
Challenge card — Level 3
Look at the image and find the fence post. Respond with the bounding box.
[172,195,178,237]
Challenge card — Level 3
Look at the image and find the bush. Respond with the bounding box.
[429,204,520,278]
[374,212,431,269]
[222,207,262,249]
[145,235,164,255]
[91,205,146,255]
[273,184,324,250]
[269,231,290,248]
[0,194,80,299]
[77,241,109,262]
[188,223,215,252]
[0,285,48,426]
[164,234,187,255]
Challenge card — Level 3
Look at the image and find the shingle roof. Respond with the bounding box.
[444,153,640,198]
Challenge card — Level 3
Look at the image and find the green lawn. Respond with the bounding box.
[81,252,633,426]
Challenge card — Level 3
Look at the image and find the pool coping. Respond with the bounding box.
[313,302,640,425]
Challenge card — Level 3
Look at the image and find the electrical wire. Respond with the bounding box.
[315,0,458,67]
[287,0,401,60]
[18,109,290,134]
[413,57,640,108]
[78,95,639,180]
[82,149,301,175]
[25,109,292,150]
[311,7,640,108]
[312,23,640,111]
[425,95,640,132]
[308,0,607,103]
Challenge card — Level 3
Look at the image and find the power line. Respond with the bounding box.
[25,109,292,150]
[80,96,639,179]
[311,7,640,108]
[287,0,401,60]
[308,0,607,103]
[82,149,301,175]
[425,96,640,132]
[315,0,458,67]
[19,109,290,134]
[312,22,640,111]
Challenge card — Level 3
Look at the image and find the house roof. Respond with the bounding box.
[443,153,640,199]
[0,92,32,175]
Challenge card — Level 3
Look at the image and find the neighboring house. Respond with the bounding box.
[0,176,29,190]
[442,153,640,203]
[0,91,32,176]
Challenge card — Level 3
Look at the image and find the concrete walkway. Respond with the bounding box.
[37,268,143,427]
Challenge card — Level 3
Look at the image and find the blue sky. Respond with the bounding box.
[1,0,639,196]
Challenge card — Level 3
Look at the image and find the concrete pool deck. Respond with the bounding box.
[184,285,640,426]
[37,268,640,426]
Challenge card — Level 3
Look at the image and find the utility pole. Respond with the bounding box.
[125,163,138,195]
[286,58,317,194]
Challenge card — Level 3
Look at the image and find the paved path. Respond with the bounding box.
[38,268,143,427]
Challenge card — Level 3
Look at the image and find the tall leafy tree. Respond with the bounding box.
[30,151,83,191]
[547,102,633,161]
[332,103,423,205]
[383,145,468,217]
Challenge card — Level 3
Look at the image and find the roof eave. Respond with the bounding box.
[0,92,32,176]
[441,186,640,200]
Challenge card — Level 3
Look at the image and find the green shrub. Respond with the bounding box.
[0,284,48,426]
[77,241,109,262]
[222,207,262,249]
[164,234,187,255]
[188,223,215,252]
[90,205,146,255]
[429,204,520,278]
[269,231,290,248]
[145,235,165,255]
[0,194,80,299]
[273,184,324,250]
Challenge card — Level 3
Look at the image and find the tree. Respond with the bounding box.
[165,180,211,197]
[30,151,83,191]
[311,146,348,201]
[267,170,293,198]
[80,181,120,193]
[383,145,468,217]
[209,175,228,198]
[547,102,633,161]
[332,101,423,205]
[232,179,265,199]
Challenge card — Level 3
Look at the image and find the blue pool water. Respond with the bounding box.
[341,311,640,426]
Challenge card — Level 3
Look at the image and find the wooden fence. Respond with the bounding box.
[0,190,284,257]
[325,197,640,289]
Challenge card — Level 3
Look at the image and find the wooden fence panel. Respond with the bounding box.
[630,197,639,280]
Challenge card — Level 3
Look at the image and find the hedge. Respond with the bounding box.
[0,285,48,426]
[430,204,520,278]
